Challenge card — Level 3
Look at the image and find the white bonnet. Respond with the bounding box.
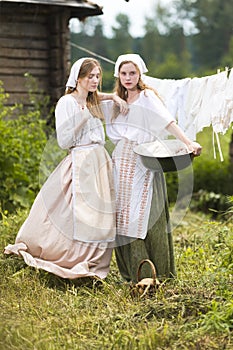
[114,54,148,77]
[66,57,90,88]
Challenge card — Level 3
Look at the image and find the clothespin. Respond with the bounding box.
[225,66,230,77]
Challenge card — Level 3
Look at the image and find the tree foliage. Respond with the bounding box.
[174,0,233,70]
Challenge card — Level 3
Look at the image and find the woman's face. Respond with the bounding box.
[119,62,140,91]
[77,66,101,93]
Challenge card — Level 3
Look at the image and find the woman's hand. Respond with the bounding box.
[166,122,202,156]
[187,141,202,156]
[112,94,129,115]
[97,92,129,115]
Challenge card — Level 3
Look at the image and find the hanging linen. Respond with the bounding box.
[222,69,233,133]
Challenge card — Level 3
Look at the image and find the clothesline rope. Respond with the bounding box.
[70,42,115,64]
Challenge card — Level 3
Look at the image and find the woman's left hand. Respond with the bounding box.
[113,95,129,115]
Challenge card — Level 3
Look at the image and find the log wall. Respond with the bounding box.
[0,2,71,107]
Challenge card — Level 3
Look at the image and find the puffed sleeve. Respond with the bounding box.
[100,100,114,125]
[55,95,83,149]
[140,89,175,128]
[127,90,176,139]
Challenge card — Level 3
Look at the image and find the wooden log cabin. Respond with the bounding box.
[0,0,103,108]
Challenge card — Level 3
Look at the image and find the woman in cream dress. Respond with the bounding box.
[4,57,127,280]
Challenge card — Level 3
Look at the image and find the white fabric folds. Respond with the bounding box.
[71,145,116,242]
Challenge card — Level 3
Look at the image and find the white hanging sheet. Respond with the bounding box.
[142,68,233,159]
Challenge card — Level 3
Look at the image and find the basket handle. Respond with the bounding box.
[137,259,157,283]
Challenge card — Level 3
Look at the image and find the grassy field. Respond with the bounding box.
[0,208,232,350]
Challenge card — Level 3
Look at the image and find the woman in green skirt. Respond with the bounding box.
[104,54,202,282]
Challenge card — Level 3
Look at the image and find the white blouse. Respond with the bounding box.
[55,94,105,149]
[102,89,175,145]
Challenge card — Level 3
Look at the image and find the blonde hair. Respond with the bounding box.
[66,58,104,120]
[112,60,163,119]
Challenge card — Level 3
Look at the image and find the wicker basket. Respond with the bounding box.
[132,259,160,298]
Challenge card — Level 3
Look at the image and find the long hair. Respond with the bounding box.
[66,58,104,120]
[112,60,162,119]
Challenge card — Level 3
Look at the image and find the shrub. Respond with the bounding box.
[0,82,48,211]
[165,127,233,213]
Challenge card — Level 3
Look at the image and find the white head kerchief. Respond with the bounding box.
[114,54,148,77]
[66,57,90,88]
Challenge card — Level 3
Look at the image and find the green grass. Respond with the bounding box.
[0,209,233,350]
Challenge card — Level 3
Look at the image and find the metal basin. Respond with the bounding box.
[134,139,194,173]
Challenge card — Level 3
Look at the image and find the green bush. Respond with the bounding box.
[193,127,233,195]
[165,128,233,215]
[0,82,48,212]
[193,158,233,195]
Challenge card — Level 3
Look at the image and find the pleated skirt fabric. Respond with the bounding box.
[115,171,176,283]
[4,145,116,280]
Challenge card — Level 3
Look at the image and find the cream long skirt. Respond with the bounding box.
[4,145,116,280]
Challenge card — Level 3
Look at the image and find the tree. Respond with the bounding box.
[137,3,191,78]
[152,51,192,79]
[221,36,233,69]
[139,18,163,65]
[108,14,133,60]
[70,18,108,62]
[175,0,233,69]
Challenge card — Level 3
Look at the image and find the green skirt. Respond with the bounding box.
[115,171,176,283]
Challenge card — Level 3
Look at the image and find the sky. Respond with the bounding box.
[70,0,171,38]
[95,0,159,37]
